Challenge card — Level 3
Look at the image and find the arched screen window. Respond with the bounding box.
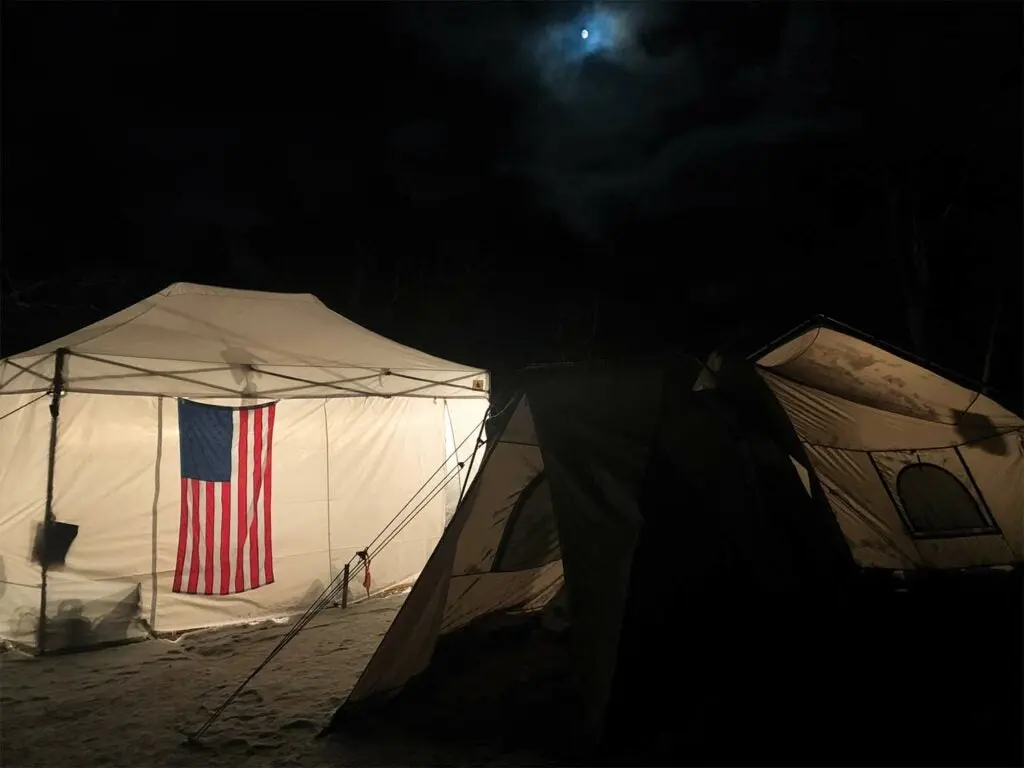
[895,463,997,537]
[492,473,562,572]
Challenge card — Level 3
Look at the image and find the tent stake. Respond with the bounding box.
[341,564,350,609]
[36,348,68,657]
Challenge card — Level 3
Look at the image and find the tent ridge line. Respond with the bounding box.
[160,283,323,303]
[761,325,823,369]
[752,315,1010,404]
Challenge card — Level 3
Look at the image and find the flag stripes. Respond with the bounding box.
[173,402,276,595]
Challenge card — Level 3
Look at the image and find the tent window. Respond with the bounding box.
[493,473,561,572]
[895,463,996,537]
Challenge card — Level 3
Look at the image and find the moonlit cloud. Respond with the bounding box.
[395,4,851,241]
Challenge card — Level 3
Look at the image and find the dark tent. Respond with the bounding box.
[325,327,1023,765]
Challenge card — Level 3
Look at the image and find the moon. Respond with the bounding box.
[529,4,644,98]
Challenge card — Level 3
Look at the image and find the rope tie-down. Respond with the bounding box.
[355,550,372,599]
[185,401,507,745]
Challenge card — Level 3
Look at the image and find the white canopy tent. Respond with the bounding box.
[0,283,490,652]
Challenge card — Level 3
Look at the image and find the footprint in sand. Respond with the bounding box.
[280,718,318,731]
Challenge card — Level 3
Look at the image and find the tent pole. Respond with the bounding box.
[37,347,68,657]
[150,396,164,632]
[322,402,334,585]
[341,564,350,609]
[454,410,489,510]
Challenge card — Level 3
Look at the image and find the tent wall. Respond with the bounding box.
[341,394,557,708]
[152,397,334,633]
[0,389,488,650]
[525,366,667,743]
[709,357,857,579]
[324,397,447,593]
[604,373,856,755]
[0,392,50,647]
[440,398,562,635]
[757,327,1024,569]
[51,394,165,643]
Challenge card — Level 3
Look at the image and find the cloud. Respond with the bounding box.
[527,110,859,239]
[397,3,853,241]
[512,5,852,239]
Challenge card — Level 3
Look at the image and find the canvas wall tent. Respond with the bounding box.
[0,282,490,653]
[327,356,858,756]
[750,320,1024,570]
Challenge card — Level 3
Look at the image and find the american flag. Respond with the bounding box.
[174,399,276,596]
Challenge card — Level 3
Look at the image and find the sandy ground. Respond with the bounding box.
[0,591,542,768]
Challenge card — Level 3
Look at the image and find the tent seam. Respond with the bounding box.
[760,368,1022,430]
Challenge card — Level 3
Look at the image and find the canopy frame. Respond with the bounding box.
[1,349,486,400]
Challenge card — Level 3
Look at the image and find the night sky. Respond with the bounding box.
[2,2,1021,405]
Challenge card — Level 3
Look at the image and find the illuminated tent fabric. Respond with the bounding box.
[754,322,1024,569]
[328,358,853,750]
[0,283,490,651]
